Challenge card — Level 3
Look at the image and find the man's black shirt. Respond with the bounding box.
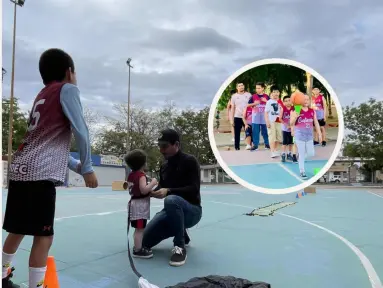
[159,151,201,207]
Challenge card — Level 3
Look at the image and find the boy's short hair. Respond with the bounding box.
[283,95,290,100]
[270,85,280,92]
[39,48,75,85]
[256,82,266,88]
[125,149,147,171]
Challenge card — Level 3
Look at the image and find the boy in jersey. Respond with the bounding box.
[290,94,322,179]
[312,86,327,146]
[248,82,270,151]
[2,48,98,288]
[279,96,295,162]
[265,86,282,158]
[242,106,253,150]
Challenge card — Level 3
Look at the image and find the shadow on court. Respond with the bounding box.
[2,185,382,288]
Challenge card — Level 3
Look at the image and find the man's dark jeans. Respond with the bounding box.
[142,195,202,249]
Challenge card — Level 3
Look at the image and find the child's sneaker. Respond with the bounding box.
[300,172,308,179]
[287,153,293,161]
[169,246,187,267]
[322,141,327,147]
[281,153,286,162]
[314,141,320,146]
[292,154,298,164]
[250,146,258,151]
[2,267,20,288]
[133,247,153,259]
[245,144,252,150]
[265,144,270,150]
[271,151,278,158]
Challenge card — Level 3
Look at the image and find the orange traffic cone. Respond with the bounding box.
[44,256,60,288]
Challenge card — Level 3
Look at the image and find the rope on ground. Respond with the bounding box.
[245,201,297,217]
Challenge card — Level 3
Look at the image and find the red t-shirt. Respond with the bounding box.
[127,171,146,198]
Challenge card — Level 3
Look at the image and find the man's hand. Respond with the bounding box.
[267,123,271,129]
[151,188,168,199]
[245,124,249,130]
[83,172,98,188]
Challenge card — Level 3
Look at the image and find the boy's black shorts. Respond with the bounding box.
[131,219,147,229]
[3,180,56,236]
[318,119,326,127]
[282,131,293,146]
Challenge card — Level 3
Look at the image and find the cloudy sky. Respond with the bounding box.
[2,0,383,119]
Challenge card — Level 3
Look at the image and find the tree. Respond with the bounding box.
[343,98,383,181]
[174,106,215,165]
[70,106,100,152]
[216,64,329,111]
[2,97,28,154]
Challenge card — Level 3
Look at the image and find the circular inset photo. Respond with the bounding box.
[208,58,344,194]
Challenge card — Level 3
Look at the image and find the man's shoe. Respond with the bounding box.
[169,246,187,267]
[2,267,20,288]
[185,230,190,247]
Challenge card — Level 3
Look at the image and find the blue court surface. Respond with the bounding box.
[2,185,383,288]
[229,160,328,189]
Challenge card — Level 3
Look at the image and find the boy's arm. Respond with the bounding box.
[60,84,93,175]
[139,176,157,195]
[313,113,322,136]
[323,97,327,120]
[68,155,81,174]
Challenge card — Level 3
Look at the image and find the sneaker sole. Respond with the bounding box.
[132,254,153,259]
[169,255,187,267]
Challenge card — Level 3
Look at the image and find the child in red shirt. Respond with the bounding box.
[125,149,158,258]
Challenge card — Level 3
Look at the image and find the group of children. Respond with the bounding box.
[231,82,325,179]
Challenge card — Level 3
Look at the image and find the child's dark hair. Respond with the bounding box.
[39,48,75,85]
[124,149,147,171]
[256,82,266,88]
[270,85,280,92]
[283,95,290,101]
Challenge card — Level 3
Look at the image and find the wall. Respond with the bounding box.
[68,166,125,187]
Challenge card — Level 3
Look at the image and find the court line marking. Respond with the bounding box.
[228,158,327,167]
[207,200,382,288]
[278,163,304,183]
[54,206,162,221]
[367,191,383,199]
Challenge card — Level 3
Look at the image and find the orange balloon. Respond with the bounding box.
[290,91,305,105]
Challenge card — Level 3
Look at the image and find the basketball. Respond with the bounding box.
[291,91,305,105]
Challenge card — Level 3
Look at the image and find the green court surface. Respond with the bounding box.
[2,186,383,288]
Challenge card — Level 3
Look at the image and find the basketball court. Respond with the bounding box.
[219,142,335,189]
[2,184,382,288]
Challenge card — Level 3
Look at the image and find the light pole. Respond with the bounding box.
[125,58,133,179]
[7,0,25,188]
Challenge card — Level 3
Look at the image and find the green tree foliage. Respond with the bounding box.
[93,102,215,174]
[217,64,330,111]
[343,98,383,176]
[2,97,28,154]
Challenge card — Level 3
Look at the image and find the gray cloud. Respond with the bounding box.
[2,0,383,121]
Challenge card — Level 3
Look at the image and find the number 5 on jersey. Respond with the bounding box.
[27,99,46,131]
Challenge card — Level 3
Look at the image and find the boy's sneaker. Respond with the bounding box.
[185,229,191,247]
[250,146,258,151]
[265,144,270,150]
[245,144,252,150]
[271,152,278,158]
[292,154,298,164]
[287,153,293,161]
[322,141,327,147]
[133,247,153,259]
[281,153,286,162]
[169,246,187,267]
[300,172,308,179]
[2,267,20,288]
[314,141,320,146]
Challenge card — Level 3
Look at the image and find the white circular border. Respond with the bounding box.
[208,58,344,194]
